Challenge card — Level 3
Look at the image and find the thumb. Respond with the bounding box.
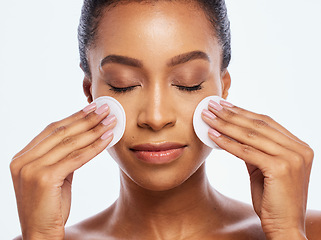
[61,172,74,224]
[245,163,264,217]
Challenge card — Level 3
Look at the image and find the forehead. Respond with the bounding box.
[89,1,221,71]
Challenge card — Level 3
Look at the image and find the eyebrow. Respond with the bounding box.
[100,55,143,68]
[100,50,210,68]
[167,50,210,67]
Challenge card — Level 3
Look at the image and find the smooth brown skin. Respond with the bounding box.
[11,2,321,240]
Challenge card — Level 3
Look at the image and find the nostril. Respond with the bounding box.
[137,116,176,131]
[136,95,177,131]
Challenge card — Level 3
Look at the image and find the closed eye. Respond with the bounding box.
[173,82,204,92]
[108,85,140,93]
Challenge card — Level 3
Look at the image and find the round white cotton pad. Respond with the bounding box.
[94,96,126,148]
[193,95,223,149]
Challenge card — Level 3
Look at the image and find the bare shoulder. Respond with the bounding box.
[12,204,116,240]
[216,194,266,240]
[306,209,321,240]
[65,203,116,240]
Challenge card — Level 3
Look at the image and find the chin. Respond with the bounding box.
[131,167,202,192]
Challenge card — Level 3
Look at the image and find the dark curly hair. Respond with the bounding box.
[78,0,231,77]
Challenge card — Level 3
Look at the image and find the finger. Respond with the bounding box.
[220,100,308,146]
[16,127,114,192]
[61,172,73,224]
[245,163,264,216]
[207,127,271,170]
[202,109,283,156]
[12,104,110,169]
[25,104,110,159]
[208,100,308,153]
[12,102,97,160]
[38,115,116,166]
[50,131,114,179]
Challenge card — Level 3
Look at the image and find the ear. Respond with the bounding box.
[221,69,231,100]
[80,63,93,103]
[83,76,93,103]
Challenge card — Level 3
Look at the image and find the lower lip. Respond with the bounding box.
[131,147,186,164]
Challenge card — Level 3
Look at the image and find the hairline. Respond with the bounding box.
[83,0,225,77]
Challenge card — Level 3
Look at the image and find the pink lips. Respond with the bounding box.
[130,142,187,164]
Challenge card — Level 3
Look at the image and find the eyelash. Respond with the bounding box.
[108,85,138,93]
[173,83,203,92]
[108,82,204,93]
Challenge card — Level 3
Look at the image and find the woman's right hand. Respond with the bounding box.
[10,102,116,240]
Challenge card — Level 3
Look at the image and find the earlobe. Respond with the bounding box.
[83,76,93,103]
[221,70,231,100]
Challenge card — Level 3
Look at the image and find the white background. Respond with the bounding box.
[1,0,320,238]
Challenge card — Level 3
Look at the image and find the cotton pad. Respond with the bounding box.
[94,96,126,148]
[193,95,224,149]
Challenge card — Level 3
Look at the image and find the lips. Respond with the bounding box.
[130,142,187,164]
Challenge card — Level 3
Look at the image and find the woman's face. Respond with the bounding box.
[85,1,230,191]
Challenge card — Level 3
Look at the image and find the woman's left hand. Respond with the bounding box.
[201,99,314,240]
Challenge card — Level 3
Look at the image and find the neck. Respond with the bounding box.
[112,164,223,239]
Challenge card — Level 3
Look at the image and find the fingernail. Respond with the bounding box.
[102,115,116,126]
[202,109,216,120]
[209,100,223,111]
[101,130,113,140]
[209,128,221,137]
[208,100,223,111]
[82,102,96,113]
[95,104,109,115]
[220,100,234,108]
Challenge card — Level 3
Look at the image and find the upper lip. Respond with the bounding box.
[130,142,187,151]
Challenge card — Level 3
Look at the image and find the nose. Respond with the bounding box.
[137,83,177,131]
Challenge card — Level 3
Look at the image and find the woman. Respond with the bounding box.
[10,0,321,239]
